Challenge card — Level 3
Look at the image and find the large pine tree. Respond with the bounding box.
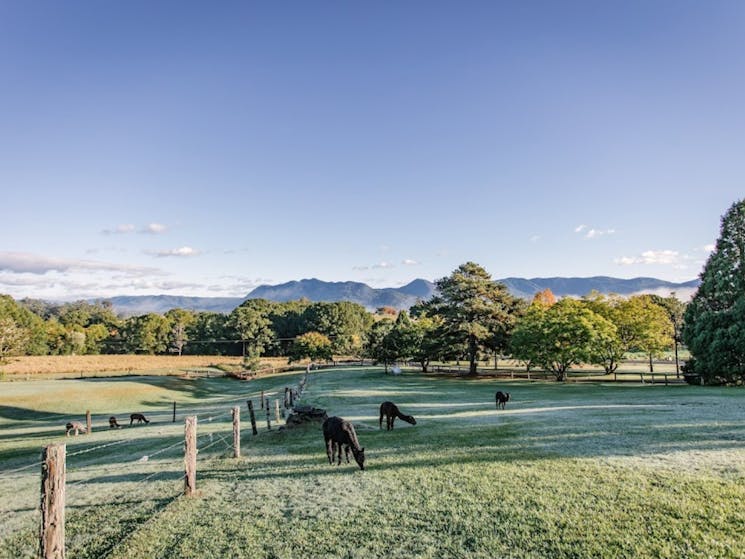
[683,199,745,384]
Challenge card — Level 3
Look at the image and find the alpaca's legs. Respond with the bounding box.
[325,438,334,465]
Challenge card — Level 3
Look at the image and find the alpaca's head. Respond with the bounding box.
[402,414,417,425]
[352,447,366,470]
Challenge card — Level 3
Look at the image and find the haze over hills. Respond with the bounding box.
[102,276,700,316]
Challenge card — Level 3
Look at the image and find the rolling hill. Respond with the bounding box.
[102,276,699,315]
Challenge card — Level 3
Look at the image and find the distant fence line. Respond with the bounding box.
[427,364,686,384]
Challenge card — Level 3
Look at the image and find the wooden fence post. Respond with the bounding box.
[173,401,176,423]
[184,416,197,496]
[232,407,240,458]
[247,400,258,435]
[260,391,264,409]
[265,398,271,430]
[640,373,645,384]
[40,443,65,559]
[85,410,91,435]
[289,388,294,408]
[284,387,289,408]
[274,399,281,423]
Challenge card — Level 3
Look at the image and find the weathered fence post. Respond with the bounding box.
[232,407,240,458]
[184,416,197,496]
[173,401,176,423]
[289,388,294,408]
[664,374,669,386]
[260,391,264,410]
[640,373,645,384]
[85,410,91,435]
[40,443,65,559]
[284,387,290,408]
[247,400,258,435]
[274,399,281,423]
[265,398,271,430]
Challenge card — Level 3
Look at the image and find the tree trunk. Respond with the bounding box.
[648,353,654,373]
[468,336,478,375]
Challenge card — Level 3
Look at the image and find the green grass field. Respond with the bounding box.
[1,367,744,558]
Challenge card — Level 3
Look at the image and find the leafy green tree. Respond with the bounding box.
[0,294,47,355]
[364,318,396,372]
[122,313,171,354]
[84,323,110,354]
[185,312,230,355]
[650,293,687,377]
[228,300,275,358]
[427,262,523,375]
[408,313,443,373]
[630,295,674,372]
[511,298,616,381]
[301,301,372,356]
[165,308,196,356]
[288,331,333,363]
[0,316,28,362]
[683,199,745,383]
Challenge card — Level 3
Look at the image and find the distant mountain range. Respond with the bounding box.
[103,276,700,316]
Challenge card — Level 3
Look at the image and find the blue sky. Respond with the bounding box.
[1,1,743,300]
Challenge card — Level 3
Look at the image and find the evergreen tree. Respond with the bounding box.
[430,262,523,375]
[683,199,745,383]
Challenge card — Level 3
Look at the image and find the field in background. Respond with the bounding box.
[0,355,294,379]
[1,367,744,558]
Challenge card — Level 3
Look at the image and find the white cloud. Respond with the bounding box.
[372,261,395,269]
[102,224,136,235]
[614,250,681,266]
[574,224,615,239]
[585,228,615,239]
[146,246,200,258]
[0,251,161,275]
[352,265,369,271]
[402,259,419,266]
[530,235,541,243]
[142,223,168,234]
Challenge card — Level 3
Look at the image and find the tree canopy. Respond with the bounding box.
[428,262,524,374]
[683,199,745,383]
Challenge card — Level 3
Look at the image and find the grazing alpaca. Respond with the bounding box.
[109,416,122,429]
[65,421,86,436]
[130,413,150,425]
[322,416,365,470]
[495,391,510,410]
[379,401,417,431]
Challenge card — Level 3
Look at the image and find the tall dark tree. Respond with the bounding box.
[683,199,745,383]
[429,262,523,375]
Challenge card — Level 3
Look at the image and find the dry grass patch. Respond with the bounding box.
[0,355,288,378]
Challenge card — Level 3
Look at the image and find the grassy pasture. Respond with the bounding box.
[1,368,744,558]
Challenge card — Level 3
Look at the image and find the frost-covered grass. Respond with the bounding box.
[1,367,744,558]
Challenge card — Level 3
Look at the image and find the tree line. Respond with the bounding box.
[0,265,683,380]
[1,199,743,384]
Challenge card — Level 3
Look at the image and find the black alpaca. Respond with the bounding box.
[379,401,417,431]
[495,391,510,410]
[130,413,150,425]
[322,416,365,470]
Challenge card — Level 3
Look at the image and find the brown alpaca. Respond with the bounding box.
[65,421,86,436]
[379,401,417,431]
[109,416,122,429]
[323,416,365,470]
[495,391,510,410]
[130,413,150,425]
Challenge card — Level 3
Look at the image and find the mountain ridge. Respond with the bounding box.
[100,276,699,316]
